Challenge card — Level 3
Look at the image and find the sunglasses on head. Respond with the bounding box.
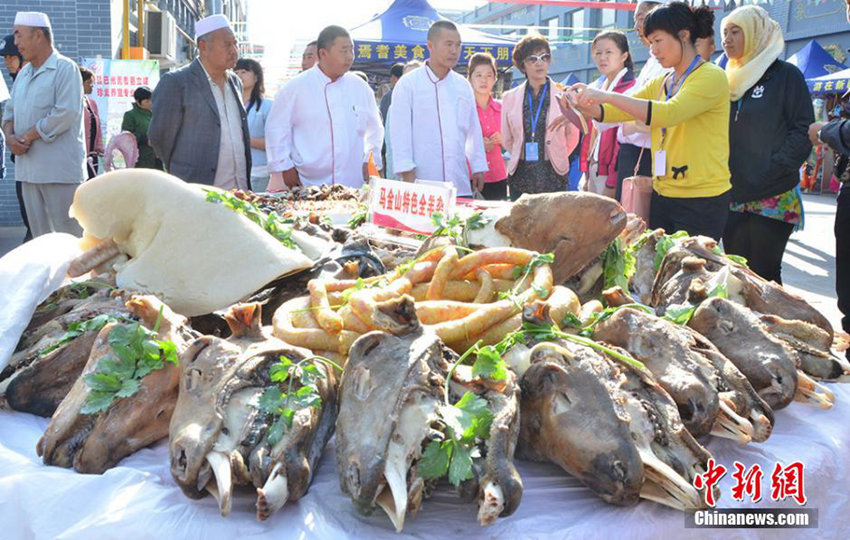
[525,53,551,65]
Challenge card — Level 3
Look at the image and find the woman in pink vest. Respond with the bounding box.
[468,52,507,200]
[501,34,580,201]
[80,66,103,179]
[579,31,635,197]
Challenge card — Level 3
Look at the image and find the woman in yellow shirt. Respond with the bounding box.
[567,1,731,240]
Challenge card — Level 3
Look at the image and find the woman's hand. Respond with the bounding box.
[483,135,495,153]
[563,87,603,121]
[490,131,503,146]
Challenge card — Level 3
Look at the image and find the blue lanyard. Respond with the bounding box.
[665,55,702,100]
[661,55,702,144]
[527,82,549,138]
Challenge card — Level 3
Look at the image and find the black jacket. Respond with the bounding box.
[820,118,850,156]
[728,60,813,203]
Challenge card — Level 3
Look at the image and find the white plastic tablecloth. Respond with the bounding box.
[2,384,850,540]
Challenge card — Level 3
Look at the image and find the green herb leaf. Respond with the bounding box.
[81,391,117,415]
[115,377,142,398]
[270,356,294,383]
[418,440,452,480]
[447,442,475,486]
[258,387,284,414]
[471,345,508,382]
[654,230,689,271]
[662,304,697,325]
[83,372,123,393]
[453,393,493,443]
[205,189,298,250]
[602,238,636,291]
[347,204,369,228]
[266,415,287,446]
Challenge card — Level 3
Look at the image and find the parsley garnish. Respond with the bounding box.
[430,211,490,244]
[602,237,637,291]
[255,355,343,446]
[81,309,179,415]
[654,230,689,271]
[205,189,297,250]
[418,340,507,486]
[711,244,749,267]
[347,204,369,229]
[660,281,728,326]
[39,313,128,357]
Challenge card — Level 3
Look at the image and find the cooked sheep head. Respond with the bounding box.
[36,295,195,473]
[593,307,773,443]
[518,340,715,511]
[1,288,132,417]
[689,297,834,410]
[336,299,523,532]
[169,303,338,520]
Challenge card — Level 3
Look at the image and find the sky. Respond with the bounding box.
[247,0,488,90]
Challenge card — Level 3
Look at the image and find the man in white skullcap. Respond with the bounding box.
[149,14,251,188]
[1,11,85,237]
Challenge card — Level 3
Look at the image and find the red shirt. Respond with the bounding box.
[476,97,507,183]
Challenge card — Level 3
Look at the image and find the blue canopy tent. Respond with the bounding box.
[788,40,847,81]
[808,68,850,96]
[349,0,516,74]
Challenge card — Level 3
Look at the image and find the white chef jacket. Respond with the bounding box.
[389,63,487,197]
[265,65,383,188]
[616,52,672,149]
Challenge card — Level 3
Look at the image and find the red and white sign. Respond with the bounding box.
[369,178,456,234]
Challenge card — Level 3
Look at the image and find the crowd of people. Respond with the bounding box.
[0,3,847,356]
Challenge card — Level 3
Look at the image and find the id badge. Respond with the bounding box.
[525,142,540,162]
[654,150,667,177]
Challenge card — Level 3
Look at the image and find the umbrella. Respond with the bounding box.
[787,40,847,80]
[349,0,516,74]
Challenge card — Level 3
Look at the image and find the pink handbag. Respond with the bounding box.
[620,147,653,220]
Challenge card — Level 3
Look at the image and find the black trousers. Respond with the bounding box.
[481,179,507,201]
[836,184,850,339]
[723,211,795,285]
[649,190,730,241]
[15,180,33,242]
[616,143,652,202]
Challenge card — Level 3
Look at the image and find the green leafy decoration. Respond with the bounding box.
[430,211,490,244]
[81,316,179,415]
[661,281,728,326]
[418,392,493,486]
[654,230,689,271]
[711,244,749,268]
[39,313,127,357]
[602,238,637,291]
[347,204,369,229]
[470,345,508,382]
[255,355,343,446]
[205,189,298,250]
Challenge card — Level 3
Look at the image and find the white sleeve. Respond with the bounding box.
[264,84,296,173]
[464,85,488,174]
[361,84,384,169]
[388,77,415,175]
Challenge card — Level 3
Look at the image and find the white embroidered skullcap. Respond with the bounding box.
[195,14,232,41]
[14,12,51,29]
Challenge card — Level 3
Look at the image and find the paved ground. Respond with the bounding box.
[0,192,842,329]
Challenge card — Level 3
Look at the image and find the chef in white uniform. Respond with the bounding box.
[389,20,488,197]
[266,25,383,190]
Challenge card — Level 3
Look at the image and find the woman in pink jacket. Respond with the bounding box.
[501,34,580,201]
[80,66,103,179]
[579,31,635,197]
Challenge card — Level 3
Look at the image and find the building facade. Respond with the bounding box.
[456,0,850,84]
[0,0,242,225]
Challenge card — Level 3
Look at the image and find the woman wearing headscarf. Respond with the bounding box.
[721,5,813,284]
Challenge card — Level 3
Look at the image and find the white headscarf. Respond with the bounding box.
[722,5,785,101]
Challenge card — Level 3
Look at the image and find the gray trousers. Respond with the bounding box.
[21,182,83,237]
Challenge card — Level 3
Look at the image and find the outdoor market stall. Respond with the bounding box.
[349,0,516,74]
[0,170,847,538]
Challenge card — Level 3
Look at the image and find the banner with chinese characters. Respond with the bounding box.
[369,178,457,234]
[81,58,160,145]
[353,41,514,66]
[808,67,850,95]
